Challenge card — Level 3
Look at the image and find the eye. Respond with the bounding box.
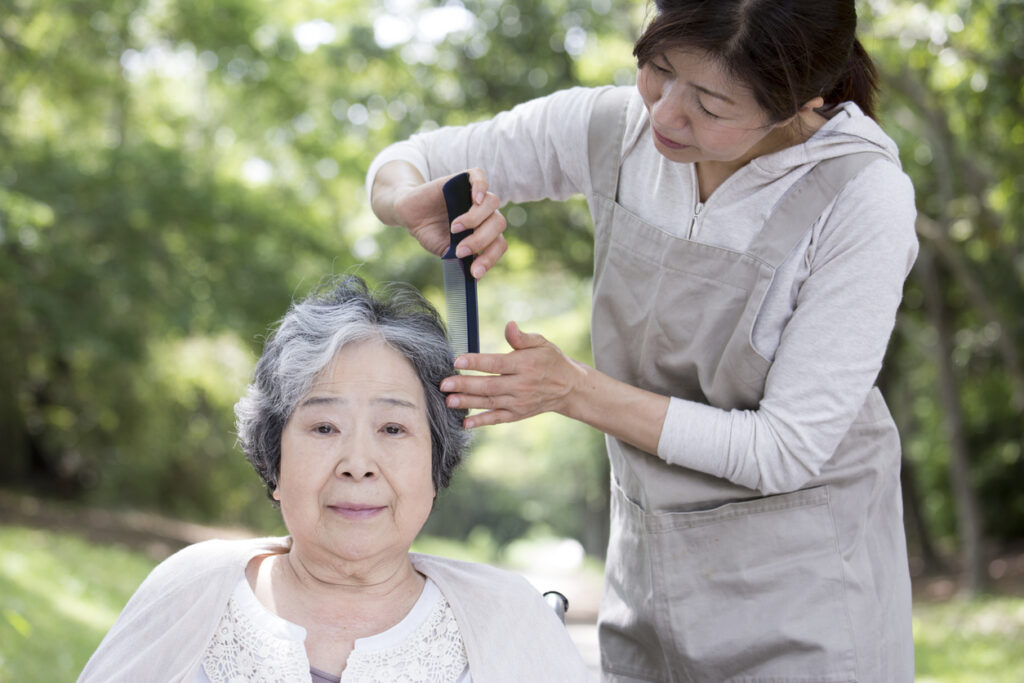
[695,94,723,120]
[649,59,671,75]
[382,423,406,436]
[313,423,335,435]
[698,102,722,119]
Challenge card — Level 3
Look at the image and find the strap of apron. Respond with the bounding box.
[748,151,888,267]
[586,89,886,269]
[587,86,632,200]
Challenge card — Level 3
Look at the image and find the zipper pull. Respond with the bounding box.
[688,202,704,239]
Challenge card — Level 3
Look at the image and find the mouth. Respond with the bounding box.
[328,504,386,521]
[652,127,689,150]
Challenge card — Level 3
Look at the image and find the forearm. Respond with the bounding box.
[370,160,426,227]
[565,361,670,456]
[366,88,601,212]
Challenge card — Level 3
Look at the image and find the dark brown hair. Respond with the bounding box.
[633,0,879,121]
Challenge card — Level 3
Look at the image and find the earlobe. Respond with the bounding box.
[272,488,281,501]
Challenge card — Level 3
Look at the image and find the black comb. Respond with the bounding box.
[441,172,479,355]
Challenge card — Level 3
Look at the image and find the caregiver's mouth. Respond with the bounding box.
[653,128,689,150]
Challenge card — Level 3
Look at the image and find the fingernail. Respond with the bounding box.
[475,192,484,204]
[471,265,484,279]
[456,245,470,258]
[452,221,464,233]
[447,396,460,408]
[454,356,468,369]
[464,418,475,428]
[440,380,453,392]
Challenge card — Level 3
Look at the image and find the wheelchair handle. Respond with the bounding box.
[543,590,569,624]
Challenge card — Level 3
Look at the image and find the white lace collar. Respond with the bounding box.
[199,573,470,682]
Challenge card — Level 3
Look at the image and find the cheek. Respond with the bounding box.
[276,433,329,499]
[394,445,436,514]
[698,127,760,156]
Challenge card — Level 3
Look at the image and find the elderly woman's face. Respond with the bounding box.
[275,340,434,565]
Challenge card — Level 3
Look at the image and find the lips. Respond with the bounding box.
[652,127,689,150]
[328,503,386,520]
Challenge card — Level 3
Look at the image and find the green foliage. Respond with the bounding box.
[0,0,638,547]
[0,0,1020,560]
[861,0,1024,549]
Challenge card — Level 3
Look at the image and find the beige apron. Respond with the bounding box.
[587,89,913,682]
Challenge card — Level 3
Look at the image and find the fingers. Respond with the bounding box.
[467,231,507,279]
[451,167,499,234]
[467,167,490,206]
[450,353,512,376]
[442,372,513,399]
[450,191,501,235]
[451,167,508,278]
[462,409,517,429]
[452,196,506,257]
[391,167,508,272]
[504,321,547,350]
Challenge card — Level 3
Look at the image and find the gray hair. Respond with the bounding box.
[235,275,470,498]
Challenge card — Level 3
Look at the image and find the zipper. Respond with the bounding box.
[688,201,704,240]
[688,163,704,239]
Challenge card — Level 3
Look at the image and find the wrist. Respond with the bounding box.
[562,359,598,424]
[370,182,408,227]
[370,161,425,227]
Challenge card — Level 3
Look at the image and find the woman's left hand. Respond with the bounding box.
[440,321,588,428]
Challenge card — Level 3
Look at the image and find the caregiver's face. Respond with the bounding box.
[275,340,434,565]
[637,48,780,164]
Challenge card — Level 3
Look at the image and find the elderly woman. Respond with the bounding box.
[78,275,591,683]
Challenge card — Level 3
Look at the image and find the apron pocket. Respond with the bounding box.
[649,486,857,682]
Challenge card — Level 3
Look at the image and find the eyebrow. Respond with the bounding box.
[690,83,736,106]
[298,396,418,410]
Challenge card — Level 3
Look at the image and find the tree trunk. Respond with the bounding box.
[917,246,988,595]
[900,456,946,575]
[879,329,945,575]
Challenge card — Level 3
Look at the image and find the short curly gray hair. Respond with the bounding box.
[235,275,470,497]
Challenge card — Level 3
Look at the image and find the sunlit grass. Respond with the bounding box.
[2,524,1023,682]
[913,597,1024,682]
[0,526,156,681]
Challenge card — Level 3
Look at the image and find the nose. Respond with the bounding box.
[334,429,379,480]
[649,82,689,131]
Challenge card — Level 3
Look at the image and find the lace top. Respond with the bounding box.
[197,574,471,683]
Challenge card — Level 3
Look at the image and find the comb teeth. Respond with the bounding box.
[443,259,470,357]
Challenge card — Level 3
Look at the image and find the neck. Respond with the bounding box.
[279,543,422,602]
[249,547,426,676]
[697,109,828,201]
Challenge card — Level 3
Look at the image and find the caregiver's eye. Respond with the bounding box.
[650,60,671,75]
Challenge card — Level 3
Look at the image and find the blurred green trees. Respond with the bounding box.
[859,0,1024,593]
[1,0,1021,582]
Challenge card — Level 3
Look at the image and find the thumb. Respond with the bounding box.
[505,321,546,350]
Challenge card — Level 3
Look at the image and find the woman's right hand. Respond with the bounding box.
[372,162,508,279]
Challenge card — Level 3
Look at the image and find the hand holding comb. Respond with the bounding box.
[441,172,480,356]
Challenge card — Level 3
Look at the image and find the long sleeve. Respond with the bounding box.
[366,86,612,205]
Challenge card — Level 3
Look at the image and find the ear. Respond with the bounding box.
[272,488,281,501]
[799,96,825,113]
[771,95,827,132]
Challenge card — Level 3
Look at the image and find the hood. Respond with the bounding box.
[750,102,904,176]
